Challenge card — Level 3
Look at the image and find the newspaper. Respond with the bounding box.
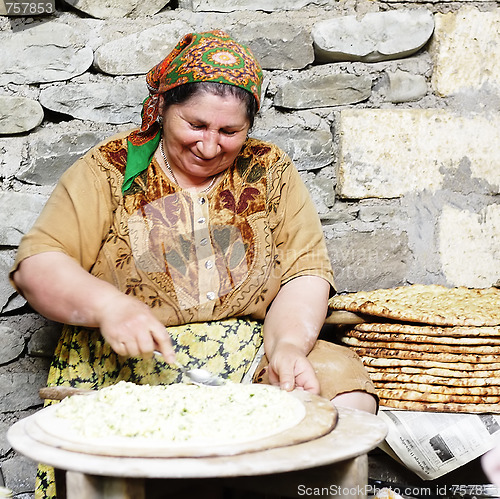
[378,409,500,481]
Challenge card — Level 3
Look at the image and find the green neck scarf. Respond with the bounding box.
[123,130,160,193]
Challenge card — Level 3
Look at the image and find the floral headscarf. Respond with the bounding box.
[123,30,263,192]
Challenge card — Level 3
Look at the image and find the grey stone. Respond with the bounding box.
[325,229,411,292]
[385,70,428,103]
[0,22,93,85]
[312,9,435,62]
[0,327,25,365]
[0,97,44,135]
[1,294,25,315]
[179,0,328,11]
[320,206,357,224]
[28,324,62,358]
[0,192,48,246]
[0,250,18,313]
[301,172,335,215]
[231,23,314,70]
[94,21,192,76]
[18,124,118,186]
[274,73,372,109]
[61,0,169,19]
[0,418,13,456]
[0,370,47,412]
[0,135,24,179]
[39,77,146,125]
[2,453,37,493]
[357,203,400,224]
[253,109,334,170]
[401,191,448,285]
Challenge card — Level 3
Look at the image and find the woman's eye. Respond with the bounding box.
[189,123,204,130]
[222,130,237,136]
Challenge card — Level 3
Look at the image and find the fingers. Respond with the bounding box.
[150,327,176,364]
[98,296,174,360]
[269,349,320,394]
[110,328,174,360]
[295,365,320,395]
[112,338,142,358]
[270,364,296,392]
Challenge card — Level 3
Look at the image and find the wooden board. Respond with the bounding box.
[29,390,337,458]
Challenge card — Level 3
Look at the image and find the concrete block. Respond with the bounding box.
[338,109,500,199]
[431,7,500,97]
[439,203,500,288]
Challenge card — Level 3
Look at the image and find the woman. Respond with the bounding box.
[11,30,377,498]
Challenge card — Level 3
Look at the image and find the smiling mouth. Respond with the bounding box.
[191,151,219,163]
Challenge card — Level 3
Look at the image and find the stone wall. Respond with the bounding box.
[0,0,499,494]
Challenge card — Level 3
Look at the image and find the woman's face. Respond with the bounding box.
[160,90,251,182]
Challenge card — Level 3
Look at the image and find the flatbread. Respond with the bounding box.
[360,356,500,371]
[379,399,500,413]
[376,388,500,404]
[339,335,500,355]
[329,285,500,326]
[368,371,500,387]
[344,330,500,346]
[365,364,500,378]
[354,322,500,339]
[352,346,500,364]
[373,382,500,396]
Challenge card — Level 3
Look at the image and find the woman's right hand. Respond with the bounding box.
[12,252,176,362]
[96,293,175,362]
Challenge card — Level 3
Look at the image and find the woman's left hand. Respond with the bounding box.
[262,275,330,396]
[267,342,320,394]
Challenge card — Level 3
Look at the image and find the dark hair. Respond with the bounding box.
[161,82,259,128]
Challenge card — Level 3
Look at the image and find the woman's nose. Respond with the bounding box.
[196,132,220,158]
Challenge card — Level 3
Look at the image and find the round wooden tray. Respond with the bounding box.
[28,389,338,458]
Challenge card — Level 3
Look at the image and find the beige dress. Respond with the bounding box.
[11,130,376,499]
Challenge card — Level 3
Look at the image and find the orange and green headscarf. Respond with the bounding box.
[123,30,263,193]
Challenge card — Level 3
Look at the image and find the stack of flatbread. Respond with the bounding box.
[328,284,500,413]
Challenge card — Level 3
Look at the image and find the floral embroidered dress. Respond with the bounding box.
[13,130,334,388]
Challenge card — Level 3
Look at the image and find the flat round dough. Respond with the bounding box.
[32,382,337,457]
